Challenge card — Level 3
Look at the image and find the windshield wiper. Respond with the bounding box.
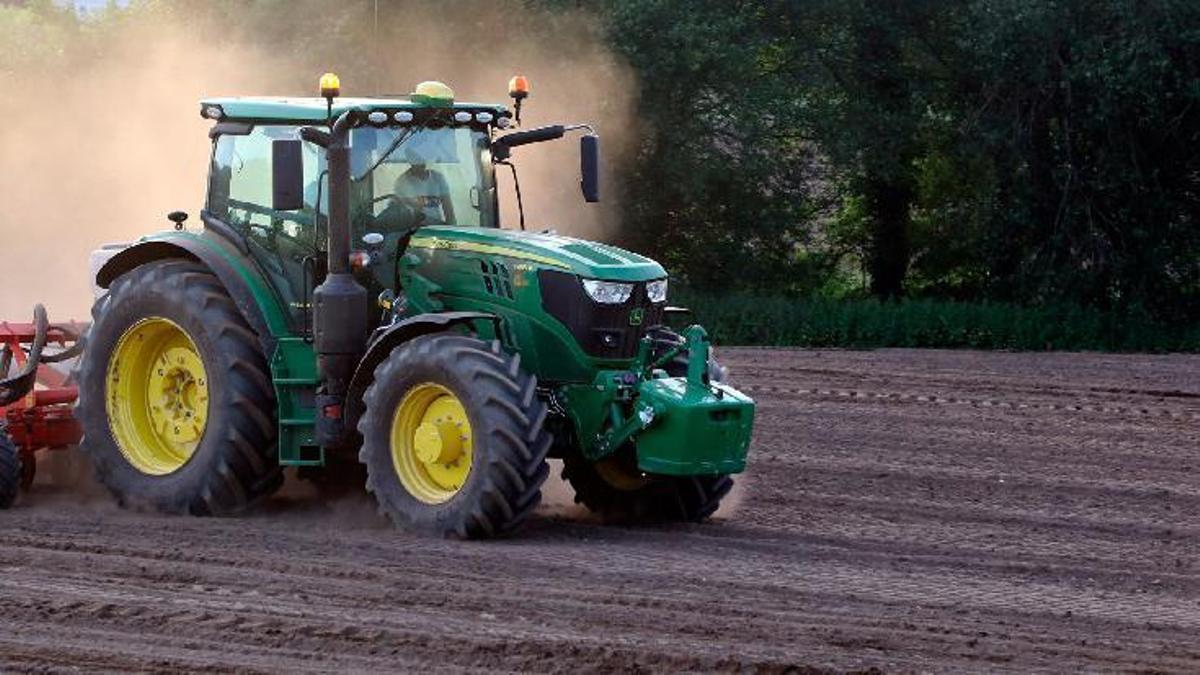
[354,127,419,182]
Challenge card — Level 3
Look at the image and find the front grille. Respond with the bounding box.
[538,270,665,359]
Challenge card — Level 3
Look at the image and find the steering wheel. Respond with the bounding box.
[370,195,425,232]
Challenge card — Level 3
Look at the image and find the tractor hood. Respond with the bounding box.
[408,226,666,282]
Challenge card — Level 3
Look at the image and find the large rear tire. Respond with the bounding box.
[76,260,282,515]
[357,334,550,538]
[562,326,734,523]
[0,429,20,509]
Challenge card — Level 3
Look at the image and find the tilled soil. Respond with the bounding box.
[2,348,1198,673]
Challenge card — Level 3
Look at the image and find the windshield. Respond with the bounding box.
[350,126,497,235]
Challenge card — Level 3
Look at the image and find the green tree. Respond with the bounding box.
[941,0,1200,319]
[600,0,826,292]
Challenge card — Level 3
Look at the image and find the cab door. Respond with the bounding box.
[206,125,327,327]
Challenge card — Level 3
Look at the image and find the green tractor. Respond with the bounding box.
[76,75,755,537]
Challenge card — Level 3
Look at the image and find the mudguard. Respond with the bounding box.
[95,228,291,355]
[344,311,497,426]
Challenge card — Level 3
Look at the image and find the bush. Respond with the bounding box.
[670,290,1200,352]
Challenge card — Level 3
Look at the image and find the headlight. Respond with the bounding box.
[582,279,633,304]
[646,278,668,303]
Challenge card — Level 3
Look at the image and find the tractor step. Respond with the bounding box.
[271,338,323,466]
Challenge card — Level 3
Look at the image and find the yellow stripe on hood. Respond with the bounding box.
[408,236,572,269]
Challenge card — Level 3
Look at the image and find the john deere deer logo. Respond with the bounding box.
[628,308,645,326]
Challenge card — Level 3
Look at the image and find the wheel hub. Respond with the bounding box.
[106,318,209,475]
[148,346,208,444]
[413,420,464,465]
[390,383,473,504]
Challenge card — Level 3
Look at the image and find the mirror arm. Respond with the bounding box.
[490,124,565,156]
[332,110,357,137]
[299,127,331,148]
[490,123,593,158]
[301,108,354,149]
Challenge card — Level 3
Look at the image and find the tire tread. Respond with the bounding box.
[357,333,550,538]
[75,259,282,516]
[0,430,21,509]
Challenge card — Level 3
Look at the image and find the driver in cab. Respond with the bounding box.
[377,131,456,230]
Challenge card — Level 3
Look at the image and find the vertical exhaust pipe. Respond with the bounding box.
[304,111,368,447]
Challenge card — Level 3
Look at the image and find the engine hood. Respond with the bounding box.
[408,226,666,282]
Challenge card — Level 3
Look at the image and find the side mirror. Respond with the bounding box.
[272,139,304,211]
[580,134,600,203]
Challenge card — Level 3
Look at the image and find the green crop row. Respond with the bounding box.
[669,291,1200,352]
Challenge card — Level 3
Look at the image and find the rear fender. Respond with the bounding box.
[95,232,291,355]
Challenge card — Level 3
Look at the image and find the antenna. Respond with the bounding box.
[373,0,380,94]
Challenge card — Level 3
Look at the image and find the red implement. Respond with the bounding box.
[0,306,87,487]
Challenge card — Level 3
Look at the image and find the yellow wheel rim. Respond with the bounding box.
[390,383,473,504]
[596,455,651,491]
[105,318,209,475]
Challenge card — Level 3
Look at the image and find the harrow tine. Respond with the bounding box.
[0,305,50,407]
[39,317,86,364]
[40,340,84,364]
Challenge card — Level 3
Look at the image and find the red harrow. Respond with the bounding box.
[0,305,86,507]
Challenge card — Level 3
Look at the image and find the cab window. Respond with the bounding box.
[349,126,496,237]
[207,125,327,325]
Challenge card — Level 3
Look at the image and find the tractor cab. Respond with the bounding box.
[200,82,511,327]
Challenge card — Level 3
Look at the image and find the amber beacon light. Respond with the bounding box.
[319,72,341,99]
[508,75,530,125]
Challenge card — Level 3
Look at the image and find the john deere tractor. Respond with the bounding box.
[77,75,754,537]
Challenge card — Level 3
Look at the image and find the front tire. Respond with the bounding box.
[357,334,550,538]
[562,449,732,523]
[76,260,282,515]
[0,429,20,509]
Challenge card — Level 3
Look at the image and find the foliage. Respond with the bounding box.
[0,0,76,74]
[597,0,1200,333]
[595,0,824,292]
[673,289,1200,352]
[942,0,1200,322]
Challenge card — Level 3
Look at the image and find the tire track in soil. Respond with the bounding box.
[2,348,1199,672]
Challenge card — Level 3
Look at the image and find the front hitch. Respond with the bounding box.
[562,324,754,475]
[640,324,711,385]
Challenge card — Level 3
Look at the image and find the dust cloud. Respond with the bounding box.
[25,446,111,507]
[0,1,636,320]
[713,473,748,520]
[536,459,594,521]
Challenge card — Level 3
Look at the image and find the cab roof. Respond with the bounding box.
[200,96,510,123]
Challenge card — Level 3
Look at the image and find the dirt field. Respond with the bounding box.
[2,348,1198,673]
